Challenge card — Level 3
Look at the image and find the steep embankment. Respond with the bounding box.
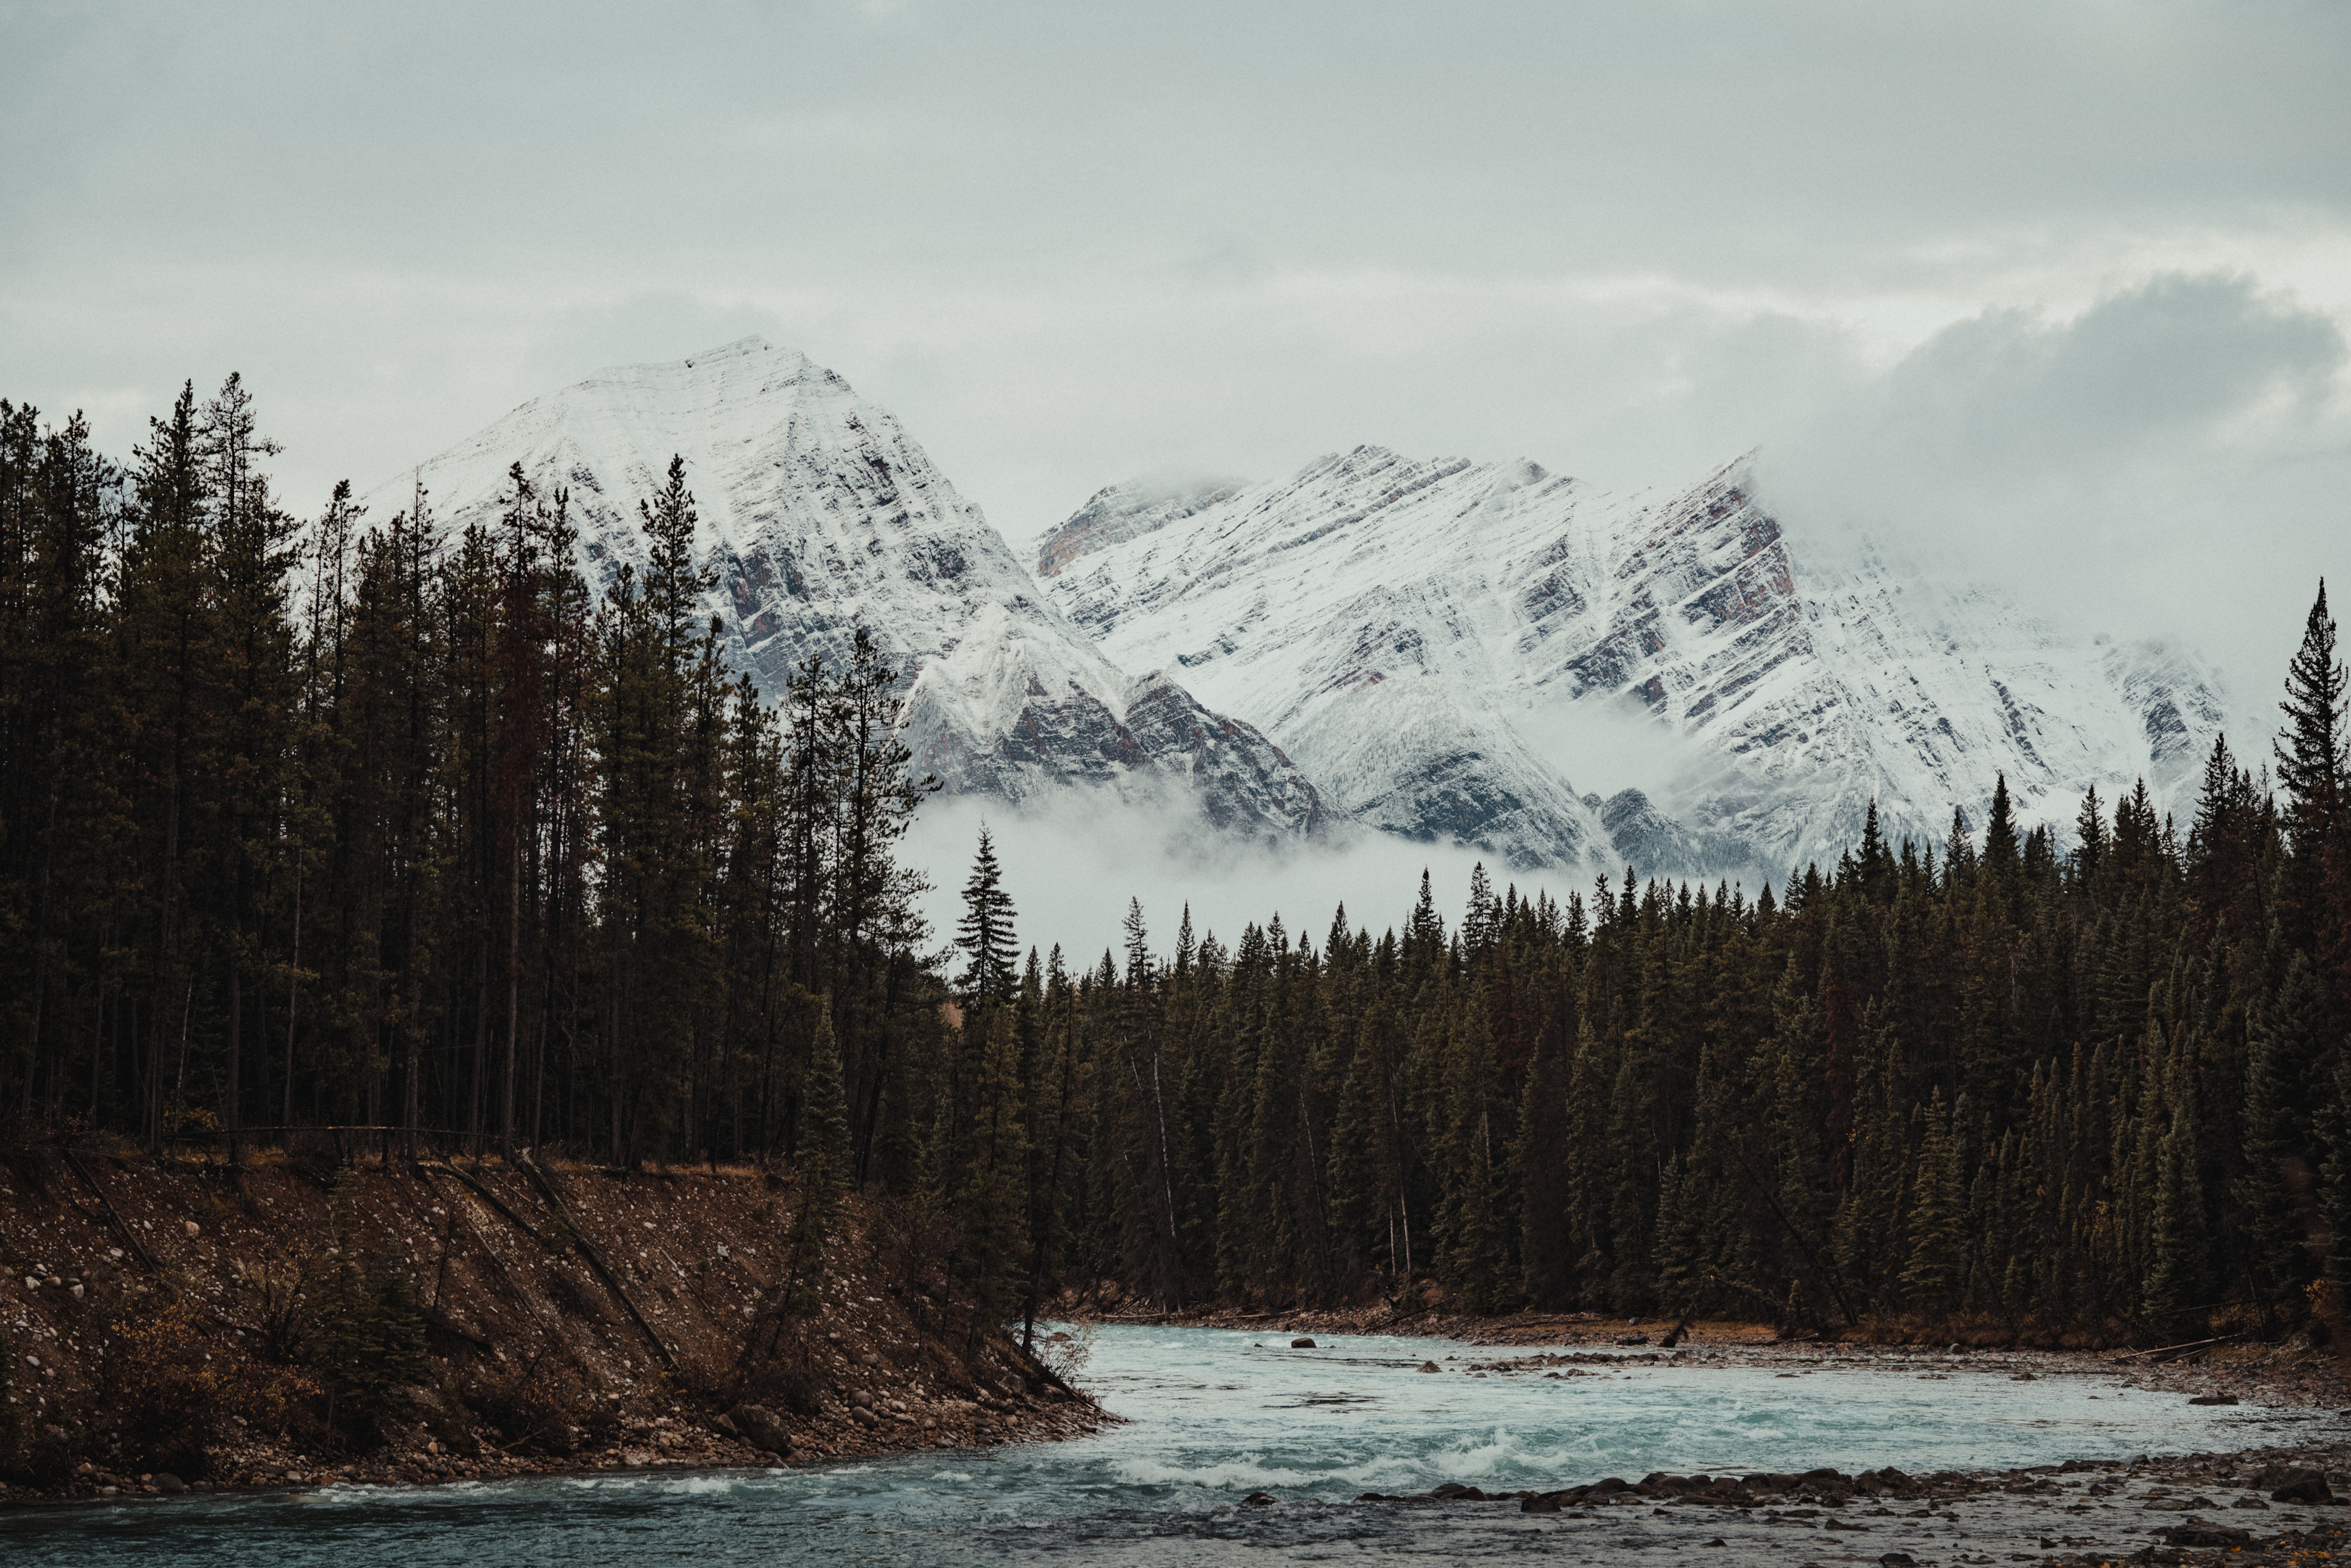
[0,1140,1100,1503]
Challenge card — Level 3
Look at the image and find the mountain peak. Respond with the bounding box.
[375,346,1326,844]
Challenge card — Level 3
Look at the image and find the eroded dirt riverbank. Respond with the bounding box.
[1,1141,1103,1506]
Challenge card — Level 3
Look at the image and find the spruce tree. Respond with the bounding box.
[955,825,1019,1006]
[2276,579,2346,845]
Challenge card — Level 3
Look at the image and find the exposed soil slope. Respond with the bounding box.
[0,1140,1101,1504]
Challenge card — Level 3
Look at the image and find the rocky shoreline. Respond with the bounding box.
[1317,1445,2351,1567]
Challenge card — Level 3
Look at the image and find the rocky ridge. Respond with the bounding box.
[1040,447,2229,876]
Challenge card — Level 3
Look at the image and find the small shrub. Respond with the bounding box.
[105,1293,319,1477]
[463,1357,606,1456]
[741,1358,824,1418]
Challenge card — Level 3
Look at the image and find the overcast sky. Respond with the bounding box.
[7,0,2348,875]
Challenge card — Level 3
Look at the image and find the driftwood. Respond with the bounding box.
[2110,1332,2254,1363]
[514,1148,679,1373]
[423,1159,563,1254]
[64,1148,161,1273]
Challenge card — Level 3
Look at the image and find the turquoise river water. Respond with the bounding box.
[0,1324,2310,1564]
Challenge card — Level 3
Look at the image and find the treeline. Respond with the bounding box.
[0,382,950,1177]
[6,376,2348,1347]
[953,587,2351,1343]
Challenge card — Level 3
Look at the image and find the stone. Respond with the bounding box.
[1417,1361,1440,1373]
[1878,1555,1918,1567]
[2188,1394,2239,1405]
[850,1389,874,1408]
[729,1404,791,1455]
[1242,1492,1276,1506]
[152,1474,187,1495]
[851,1406,881,1428]
[2162,1520,2252,1548]
[1290,1337,1316,1349]
[182,1220,200,1237]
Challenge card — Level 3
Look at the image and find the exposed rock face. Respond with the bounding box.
[372,339,1321,841]
[1035,478,1243,579]
[1600,789,1752,881]
[1041,446,2226,875]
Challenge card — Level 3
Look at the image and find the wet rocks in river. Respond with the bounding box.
[2161,1519,2254,1548]
[2188,1392,2239,1405]
[1290,1337,1316,1349]
[1417,1360,1440,1373]
[2255,1464,2336,1503]
[1242,1491,1276,1506]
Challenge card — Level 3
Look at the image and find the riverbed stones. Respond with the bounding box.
[2162,1519,2254,1548]
[1290,1337,1316,1349]
[2257,1464,2336,1503]
[1417,1360,1439,1373]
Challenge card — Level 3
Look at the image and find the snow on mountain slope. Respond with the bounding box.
[1039,451,2227,875]
[370,339,1322,839]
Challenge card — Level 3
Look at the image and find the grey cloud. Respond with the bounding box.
[1870,274,2346,483]
[4,0,2347,796]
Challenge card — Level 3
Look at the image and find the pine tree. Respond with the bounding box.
[1901,1091,1967,1312]
[955,825,1019,1006]
[2276,580,2346,846]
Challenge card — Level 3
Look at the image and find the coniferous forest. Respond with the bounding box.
[3,380,2349,1348]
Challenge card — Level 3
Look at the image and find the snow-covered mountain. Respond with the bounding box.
[370,339,1324,840]
[1037,448,2227,875]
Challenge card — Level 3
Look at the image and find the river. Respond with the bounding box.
[0,1323,2302,1564]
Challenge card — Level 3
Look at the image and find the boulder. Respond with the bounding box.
[729,1403,791,1455]
[2187,1393,2239,1406]
[152,1473,187,1494]
[1417,1361,1440,1373]
[2162,1520,2253,1548]
[851,1406,881,1428]
[1290,1337,1317,1349]
[1243,1491,1276,1506]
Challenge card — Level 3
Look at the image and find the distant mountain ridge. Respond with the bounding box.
[1036,448,2226,874]
[371,338,1324,841]
[378,340,2227,879]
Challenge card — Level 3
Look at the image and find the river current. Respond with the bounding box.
[1,1324,2302,1564]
